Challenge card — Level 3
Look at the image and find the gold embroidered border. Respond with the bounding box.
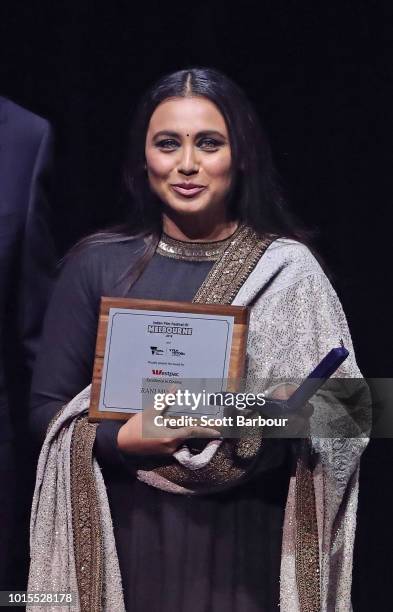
[71,417,103,612]
[154,429,263,491]
[192,226,275,304]
[295,440,321,612]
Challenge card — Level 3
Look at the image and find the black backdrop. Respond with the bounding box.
[1,1,392,609]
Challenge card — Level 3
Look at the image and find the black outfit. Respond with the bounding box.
[0,97,55,589]
[31,239,290,612]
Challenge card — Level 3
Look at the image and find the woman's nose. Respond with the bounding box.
[178,145,198,175]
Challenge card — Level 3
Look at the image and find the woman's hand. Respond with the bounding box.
[117,403,221,456]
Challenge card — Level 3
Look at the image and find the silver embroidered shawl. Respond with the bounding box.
[28,238,369,612]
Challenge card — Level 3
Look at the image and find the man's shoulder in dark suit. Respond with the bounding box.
[0,95,56,440]
[0,96,53,218]
[0,96,56,588]
[0,95,50,144]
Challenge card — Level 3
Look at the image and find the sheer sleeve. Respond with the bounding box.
[29,248,125,468]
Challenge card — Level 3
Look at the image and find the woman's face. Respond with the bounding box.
[145,97,232,220]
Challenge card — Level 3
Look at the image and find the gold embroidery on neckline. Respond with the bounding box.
[156,225,243,261]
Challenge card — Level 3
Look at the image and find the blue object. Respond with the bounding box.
[286,344,349,411]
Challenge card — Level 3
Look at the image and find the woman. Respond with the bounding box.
[28,68,368,612]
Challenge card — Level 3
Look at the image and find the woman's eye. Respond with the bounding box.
[154,137,223,151]
[198,138,222,150]
[155,139,179,150]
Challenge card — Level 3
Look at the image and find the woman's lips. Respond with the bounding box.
[171,185,207,198]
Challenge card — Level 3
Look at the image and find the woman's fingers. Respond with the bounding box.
[269,383,297,401]
[141,384,179,418]
[118,405,221,455]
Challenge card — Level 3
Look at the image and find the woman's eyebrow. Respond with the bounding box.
[152,129,227,140]
[152,130,179,139]
[195,130,227,139]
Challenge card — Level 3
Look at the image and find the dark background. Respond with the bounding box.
[0,1,392,609]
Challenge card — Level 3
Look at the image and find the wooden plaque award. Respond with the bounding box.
[88,297,249,421]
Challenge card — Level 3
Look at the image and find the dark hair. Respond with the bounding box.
[73,67,311,285]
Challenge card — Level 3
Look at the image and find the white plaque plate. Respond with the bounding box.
[97,307,234,414]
